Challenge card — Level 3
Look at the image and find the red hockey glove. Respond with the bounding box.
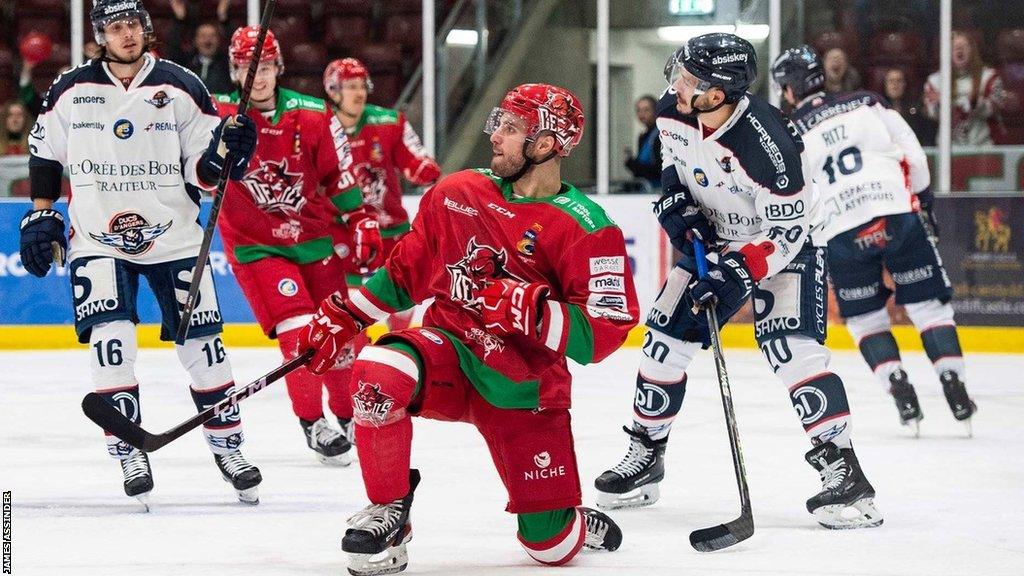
[347,208,384,274]
[404,158,441,185]
[299,291,368,375]
[479,279,550,338]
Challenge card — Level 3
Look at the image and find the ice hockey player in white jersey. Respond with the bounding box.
[594,33,883,530]
[772,45,976,435]
[19,0,262,508]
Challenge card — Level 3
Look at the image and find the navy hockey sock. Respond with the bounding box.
[858,331,905,387]
[921,324,965,378]
[98,384,142,459]
[632,372,686,441]
[789,372,852,448]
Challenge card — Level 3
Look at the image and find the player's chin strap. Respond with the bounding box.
[506,141,558,183]
[689,91,731,115]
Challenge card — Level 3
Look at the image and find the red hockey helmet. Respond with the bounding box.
[485,83,585,157]
[229,25,284,81]
[323,58,374,94]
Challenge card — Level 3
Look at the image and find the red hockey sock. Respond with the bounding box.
[351,344,420,503]
[518,508,585,566]
[324,333,369,419]
[277,327,325,422]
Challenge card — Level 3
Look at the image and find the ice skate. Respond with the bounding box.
[888,369,923,436]
[342,469,421,576]
[301,417,353,466]
[338,417,355,447]
[594,425,666,509]
[214,450,262,504]
[940,371,976,436]
[805,443,883,530]
[579,507,622,551]
[120,449,153,512]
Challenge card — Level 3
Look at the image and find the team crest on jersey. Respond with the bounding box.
[355,163,389,207]
[242,159,306,214]
[113,119,134,140]
[353,381,396,427]
[693,168,709,187]
[370,138,384,162]
[89,212,171,256]
[717,156,733,173]
[446,236,522,312]
[145,90,174,109]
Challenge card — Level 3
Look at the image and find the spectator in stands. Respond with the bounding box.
[17,43,101,117]
[1,101,32,156]
[883,68,937,145]
[924,31,1008,146]
[166,0,233,94]
[624,94,661,188]
[823,47,861,93]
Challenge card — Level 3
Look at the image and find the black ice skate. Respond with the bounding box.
[805,443,883,530]
[594,425,666,509]
[301,417,353,466]
[342,469,421,576]
[120,449,153,512]
[214,450,262,505]
[940,371,976,436]
[888,369,923,436]
[338,417,355,446]
[579,507,622,551]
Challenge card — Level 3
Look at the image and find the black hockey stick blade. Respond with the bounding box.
[689,510,754,552]
[81,349,313,452]
[82,392,147,449]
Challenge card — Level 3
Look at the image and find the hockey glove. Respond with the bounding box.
[479,279,550,339]
[200,114,258,184]
[688,251,753,313]
[19,209,66,278]
[346,208,385,274]
[299,291,368,375]
[915,186,940,243]
[403,158,441,185]
[653,187,716,253]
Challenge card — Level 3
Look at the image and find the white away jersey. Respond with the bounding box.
[29,54,220,264]
[656,92,818,281]
[789,90,929,242]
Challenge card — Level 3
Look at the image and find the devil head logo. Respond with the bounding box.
[352,381,396,427]
[446,236,518,311]
[242,159,306,215]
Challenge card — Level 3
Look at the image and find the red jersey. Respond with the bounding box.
[345,169,640,410]
[343,104,440,238]
[215,88,362,265]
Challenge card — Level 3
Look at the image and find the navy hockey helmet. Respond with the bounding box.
[665,33,757,108]
[90,0,153,46]
[771,45,824,100]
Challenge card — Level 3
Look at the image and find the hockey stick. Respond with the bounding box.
[688,238,754,552]
[81,349,313,453]
[175,0,278,345]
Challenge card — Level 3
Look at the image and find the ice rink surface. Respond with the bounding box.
[2,346,1022,576]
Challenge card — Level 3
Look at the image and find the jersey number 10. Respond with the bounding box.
[821,146,863,184]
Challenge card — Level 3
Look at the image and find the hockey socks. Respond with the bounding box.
[518,508,585,566]
[858,331,905,387]
[920,324,966,378]
[351,343,422,503]
[190,381,244,454]
[789,373,852,448]
[631,372,686,441]
[97,384,142,459]
[277,327,332,421]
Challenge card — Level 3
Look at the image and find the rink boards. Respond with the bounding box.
[0,196,1021,353]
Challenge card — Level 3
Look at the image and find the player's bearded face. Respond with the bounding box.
[488,113,530,178]
[104,18,145,62]
[672,69,702,114]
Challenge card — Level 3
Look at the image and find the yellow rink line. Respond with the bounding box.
[1,323,1022,353]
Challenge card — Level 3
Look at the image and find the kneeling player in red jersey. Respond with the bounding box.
[214,26,383,465]
[299,84,638,574]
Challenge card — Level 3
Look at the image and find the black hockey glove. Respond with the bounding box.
[653,187,717,253]
[19,208,66,278]
[688,251,753,313]
[200,114,258,183]
[916,187,939,242]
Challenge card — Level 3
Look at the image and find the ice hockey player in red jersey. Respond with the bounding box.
[214,26,383,465]
[298,83,637,574]
[323,57,441,328]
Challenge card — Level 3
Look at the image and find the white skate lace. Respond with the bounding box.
[218,450,255,477]
[348,502,404,537]
[122,451,149,482]
[817,456,848,491]
[610,437,653,478]
[583,513,609,548]
[311,418,346,448]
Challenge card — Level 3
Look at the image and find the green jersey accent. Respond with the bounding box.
[364,267,415,312]
[233,236,334,264]
[214,88,327,124]
[331,186,363,214]
[471,169,616,233]
[564,304,596,364]
[426,328,542,409]
[381,221,412,238]
[348,104,401,136]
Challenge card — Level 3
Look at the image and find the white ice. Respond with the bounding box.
[2,346,1022,576]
